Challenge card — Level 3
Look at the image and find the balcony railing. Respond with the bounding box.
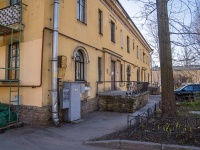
[0,3,22,36]
[0,3,21,26]
[96,81,149,95]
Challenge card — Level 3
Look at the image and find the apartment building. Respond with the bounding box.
[0,0,152,126]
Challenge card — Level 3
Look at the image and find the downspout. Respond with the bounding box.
[150,50,154,86]
[52,0,60,125]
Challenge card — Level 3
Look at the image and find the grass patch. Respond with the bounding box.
[179,101,200,111]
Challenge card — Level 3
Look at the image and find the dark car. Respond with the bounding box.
[174,84,200,101]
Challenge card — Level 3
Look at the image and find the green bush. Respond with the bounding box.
[194,92,200,101]
[0,103,17,127]
[0,116,8,127]
[0,103,9,111]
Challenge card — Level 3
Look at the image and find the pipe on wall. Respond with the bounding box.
[52,0,60,126]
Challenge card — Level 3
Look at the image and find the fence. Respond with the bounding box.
[96,81,149,95]
[127,102,200,146]
[127,101,161,134]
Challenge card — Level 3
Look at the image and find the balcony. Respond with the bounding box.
[0,3,22,36]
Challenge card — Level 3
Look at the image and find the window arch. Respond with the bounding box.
[73,46,89,81]
[75,50,84,81]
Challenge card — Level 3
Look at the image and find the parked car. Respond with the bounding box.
[174,84,200,101]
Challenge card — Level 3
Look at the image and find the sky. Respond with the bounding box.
[118,0,198,66]
[118,0,145,34]
[118,0,196,36]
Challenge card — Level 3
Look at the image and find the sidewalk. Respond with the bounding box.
[0,95,161,150]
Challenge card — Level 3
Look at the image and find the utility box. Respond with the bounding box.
[60,82,82,122]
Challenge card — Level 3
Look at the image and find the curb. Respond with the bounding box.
[84,140,200,150]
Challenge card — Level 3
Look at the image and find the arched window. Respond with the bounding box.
[75,50,84,81]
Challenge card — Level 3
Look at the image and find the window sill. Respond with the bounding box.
[75,80,87,83]
[77,19,87,25]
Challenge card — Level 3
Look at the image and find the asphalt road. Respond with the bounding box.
[0,95,161,150]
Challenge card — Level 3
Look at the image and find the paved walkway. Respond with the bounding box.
[0,95,161,150]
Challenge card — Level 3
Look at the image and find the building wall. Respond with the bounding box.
[0,0,45,107]
[152,69,200,88]
[0,0,151,109]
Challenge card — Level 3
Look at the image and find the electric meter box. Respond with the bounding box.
[60,82,82,122]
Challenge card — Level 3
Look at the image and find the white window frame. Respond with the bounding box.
[77,0,87,23]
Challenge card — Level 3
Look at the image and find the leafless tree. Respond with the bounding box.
[128,0,199,65]
[126,0,199,116]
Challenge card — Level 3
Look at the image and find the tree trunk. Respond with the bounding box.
[156,0,177,116]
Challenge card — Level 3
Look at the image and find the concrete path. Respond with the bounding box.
[0,95,161,150]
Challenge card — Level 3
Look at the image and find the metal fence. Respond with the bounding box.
[127,102,200,146]
[127,101,161,133]
[96,81,149,95]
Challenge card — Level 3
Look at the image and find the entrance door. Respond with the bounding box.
[127,65,131,91]
[111,61,115,91]
[127,65,131,82]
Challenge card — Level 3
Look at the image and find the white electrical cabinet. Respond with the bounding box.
[60,82,84,122]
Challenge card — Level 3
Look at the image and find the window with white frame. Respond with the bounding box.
[98,9,103,34]
[127,36,130,53]
[110,21,115,42]
[98,57,102,82]
[77,0,86,23]
[143,52,145,63]
[120,30,123,48]
[8,43,19,80]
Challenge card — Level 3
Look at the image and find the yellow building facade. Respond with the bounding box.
[0,0,151,126]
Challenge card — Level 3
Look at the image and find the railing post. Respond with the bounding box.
[127,115,129,127]
[147,108,150,117]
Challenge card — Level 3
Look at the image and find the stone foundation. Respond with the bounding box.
[81,97,98,115]
[148,87,160,95]
[18,105,51,127]
[17,97,98,127]
[98,91,149,113]
[9,92,148,127]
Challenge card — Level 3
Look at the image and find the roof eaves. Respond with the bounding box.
[114,0,152,52]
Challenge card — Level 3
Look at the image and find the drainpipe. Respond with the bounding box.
[150,49,154,86]
[52,0,60,126]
